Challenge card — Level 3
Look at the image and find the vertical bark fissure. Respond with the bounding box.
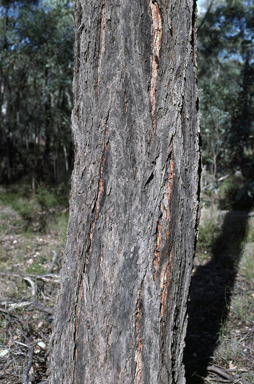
[134,283,144,384]
[149,0,162,139]
[73,113,109,382]
[165,158,174,239]
[159,157,174,372]
[154,206,162,281]
[86,116,109,270]
[160,249,173,363]
[97,0,107,91]
[154,154,174,281]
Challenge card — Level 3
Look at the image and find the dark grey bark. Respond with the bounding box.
[50,0,201,383]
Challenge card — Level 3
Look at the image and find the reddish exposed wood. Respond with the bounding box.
[154,157,173,280]
[134,287,143,383]
[134,336,143,384]
[160,249,173,339]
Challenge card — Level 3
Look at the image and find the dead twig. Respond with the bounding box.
[0,307,20,319]
[15,342,35,384]
[33,274,38,301]
[201,173,232,191]
[0,373,20,378]
[32,302,53,314]
[47,250,58,273]
[23,345,34,384]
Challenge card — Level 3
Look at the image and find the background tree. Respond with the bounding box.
[49,1,201,383]
[198,0,254,208]
[0,0,74,189]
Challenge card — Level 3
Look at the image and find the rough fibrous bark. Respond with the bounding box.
[50,0,201,383]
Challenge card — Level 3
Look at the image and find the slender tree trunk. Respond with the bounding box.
[210,153,217,222]
[63,143,69,172]
[6,133,11,182]
[50,1,201,383]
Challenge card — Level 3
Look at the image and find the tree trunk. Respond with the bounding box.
[50,1,201,383]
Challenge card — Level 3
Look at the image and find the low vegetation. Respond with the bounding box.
[0,181,253,384]
[0,183,69,383]
[184,203,254,384]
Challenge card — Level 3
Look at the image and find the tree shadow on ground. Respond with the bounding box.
[184,209,250,383]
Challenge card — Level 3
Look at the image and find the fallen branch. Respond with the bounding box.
[0,272,59,283]
[206,378,233,383]
[1,301,53,314]
[23,276,36,296]
[8,301,31,310]
[207,365,234,382]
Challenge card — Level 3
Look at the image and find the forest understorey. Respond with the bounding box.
[0,188,253,384]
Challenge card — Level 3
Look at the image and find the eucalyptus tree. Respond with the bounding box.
[50,1,201,383]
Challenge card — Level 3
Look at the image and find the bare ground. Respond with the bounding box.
[0,192,253,384]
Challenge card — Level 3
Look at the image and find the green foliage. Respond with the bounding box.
[219,175,254,209]
[36,184,59,208]
[219,176,240,209]
[231,294,254,322]
[51,212,68,245]
[0,190,39,219]
[0,180,69,235]
[36,182,70,208]
[25,262,46,275]
[246,218,254,243]
[242,253,254,284]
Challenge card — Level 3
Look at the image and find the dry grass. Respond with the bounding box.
[0,185,68,384]
[1,185,254,383]
[185,205,254,384]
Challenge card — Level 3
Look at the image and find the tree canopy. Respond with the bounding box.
[0,0,253,207]
[198,0,254,207]
[0,0,74,188]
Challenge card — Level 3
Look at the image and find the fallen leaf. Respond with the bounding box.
[229,361,237,370]
[38,341,46,349]
[0,349,8,357]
